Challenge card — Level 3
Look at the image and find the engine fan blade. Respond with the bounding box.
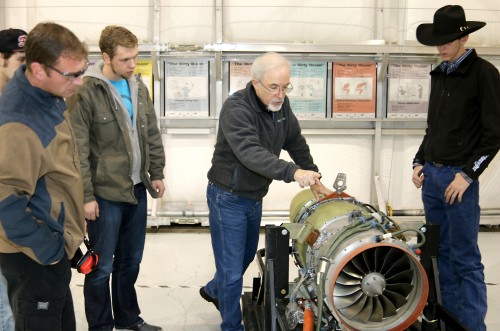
[379,248,404,274]
[369,296,384,322]
[374,246,390,271]
[383,289,408,309]
[342,263,365,279]
[334,283,362,296]
[351,254,369,275]
[337,271,363,285]
[386,283,414,297]
[338,293,368,319]
[334,290,365,309]
[362,249,375,272]
[352,296,373,323]
[378,292,397,317]
[386,269,413,284]
[384,255,411,279]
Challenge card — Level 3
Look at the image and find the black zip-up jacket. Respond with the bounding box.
[207,82,318,201]
[413,50,500,180]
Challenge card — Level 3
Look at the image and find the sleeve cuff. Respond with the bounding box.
[460,171,473,184]
[412,162,423,169]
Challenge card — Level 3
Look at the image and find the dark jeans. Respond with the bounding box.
[84,184,147,331]
[422,163,486,331]
[204,182,262,331]
[0,252,75,331]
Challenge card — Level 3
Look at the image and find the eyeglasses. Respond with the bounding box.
[45,61,89,79]
[259,80,293,95]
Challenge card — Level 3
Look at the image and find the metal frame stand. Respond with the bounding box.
[242,224,469,331]
[415,223,470,331]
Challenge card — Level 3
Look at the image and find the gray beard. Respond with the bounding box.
[267,98,284,112]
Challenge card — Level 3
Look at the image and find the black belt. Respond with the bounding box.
[430,162,465,168]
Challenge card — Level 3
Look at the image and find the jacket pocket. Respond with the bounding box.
[93,112,119,146]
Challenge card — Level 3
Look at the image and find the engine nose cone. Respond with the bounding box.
[361,273,386,297]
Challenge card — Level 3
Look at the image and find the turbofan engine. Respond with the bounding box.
[283,175,429,331]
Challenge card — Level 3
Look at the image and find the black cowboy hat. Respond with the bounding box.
[416,5,485,46]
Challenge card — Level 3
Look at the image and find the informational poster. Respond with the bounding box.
[288,61,327,119]
[229,60,327,118]
[332,62,377,118]
[387,63,431,118]
[164,59,210,117]
[134,60,153,100]
[229,61,252,95]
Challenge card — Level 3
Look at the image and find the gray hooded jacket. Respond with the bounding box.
[68,60,165,204]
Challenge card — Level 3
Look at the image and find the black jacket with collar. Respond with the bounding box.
[413,50,500,180]
[207,81,318,201]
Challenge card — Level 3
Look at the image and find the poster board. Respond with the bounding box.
[229,60,327,118]
[288,61,327,119]
[332,62,377,118]
[164,59,210,118]
[387,63,431,118]
[134,60,153,100]
[229,61,252,95]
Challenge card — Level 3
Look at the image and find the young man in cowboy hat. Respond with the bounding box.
[411,5,500,331]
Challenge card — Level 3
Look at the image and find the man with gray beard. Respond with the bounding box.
[200,52,332,331]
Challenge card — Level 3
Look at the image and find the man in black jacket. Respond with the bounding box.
[411,5,500,331]
[200,52,332,331]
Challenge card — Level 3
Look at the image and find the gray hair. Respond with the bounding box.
[251,52,290,81]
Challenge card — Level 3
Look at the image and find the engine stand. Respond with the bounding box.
[242,224,470,331]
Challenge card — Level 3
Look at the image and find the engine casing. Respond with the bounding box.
[288,190,429,331]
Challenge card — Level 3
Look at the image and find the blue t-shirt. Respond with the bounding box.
[110,79,133,125]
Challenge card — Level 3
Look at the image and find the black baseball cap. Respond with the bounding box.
[0,28,28,53]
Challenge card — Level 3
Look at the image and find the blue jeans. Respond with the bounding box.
[0,268,14,331]
[422,163,486,331]
[204,183,262,331]
[84,184,147,331]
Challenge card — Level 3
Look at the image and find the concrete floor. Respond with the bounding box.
[70,224,500,331]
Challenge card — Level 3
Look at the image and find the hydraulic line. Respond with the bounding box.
[303,301,314,331]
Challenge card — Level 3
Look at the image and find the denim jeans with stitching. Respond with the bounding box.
[204,182,262,331]
[84,184,147,331]
[422,163,487,331]
[0,269,14,331]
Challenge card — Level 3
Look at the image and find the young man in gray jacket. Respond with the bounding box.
[68,26,165,331]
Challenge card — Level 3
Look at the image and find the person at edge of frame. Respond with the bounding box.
[0,22,89,331]
[199,51,334,331]
[411,5,500,331]
[0,27,28,331]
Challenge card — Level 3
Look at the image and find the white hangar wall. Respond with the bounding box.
[2,0,499,46]
[2,0,500,221]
